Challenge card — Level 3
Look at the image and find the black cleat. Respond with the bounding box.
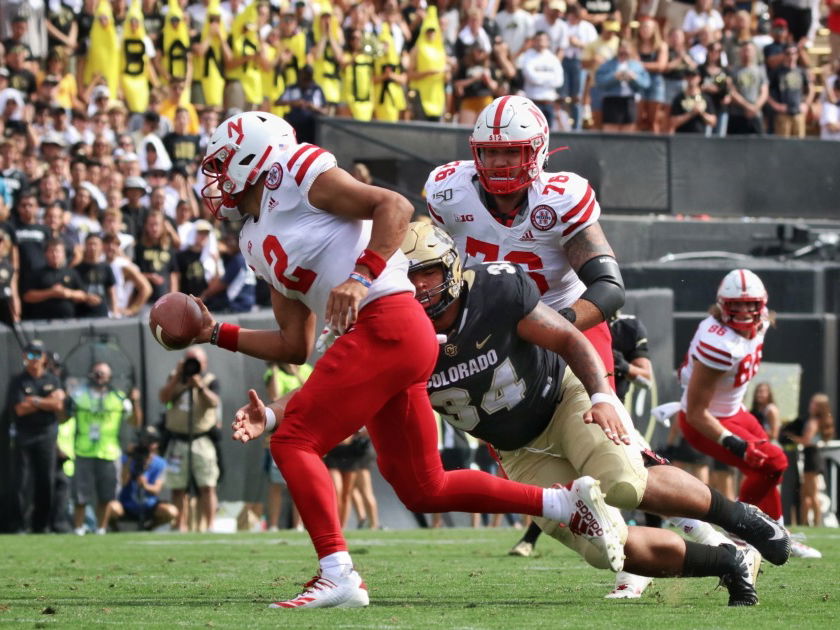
[728,504,790,566]
[719,545,759,607]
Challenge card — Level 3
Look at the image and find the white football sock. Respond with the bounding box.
[669,517,731,547]
[319,551,354,579]
[542,486,575,523]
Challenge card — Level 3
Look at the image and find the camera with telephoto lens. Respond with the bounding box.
[181,357,201,383]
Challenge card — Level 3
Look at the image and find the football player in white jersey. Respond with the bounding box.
[678,269,820,558]
[424,94,623,387]
[189,111,628,609]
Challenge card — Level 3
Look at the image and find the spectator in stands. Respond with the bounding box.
[105,426,179,531]
[121,176,149,237]
[159,347,222,532]
[683,0,724,41]
[10,339,65,534]
[496,0,536,59]
[699,42,731,136]
[0,229,20,325]
[163,107,201,175]
[783,393,834,529]
[562,4,598,131]
[11,193,49,287]
[581,0,617,32]
[68,183,103,239]
[767,44,811,137]
[663,29,698,113]
[456,6,494,59]
[407,13,448,122]
[102,232,151,318]
[278,65,327,145]
[635,18,669,133]
[175,219,217,298]
[43,203,81,267]
[519,31,564,129]
[820,82,840,140]
[772,0,813,45]
[135,210,179,303]
[764,18,793,72]
[68,360,142,535]
[829,0,840,61]
[340,29,376,122]
[22,238,96,321]
[201,227,256,314]
[727,43,768,135]
[454,44,501,125]
[750,383,782,441]
[73,232,116,319]
[596,40,651,133]
[669,67,717,133]
[583,21,621,130]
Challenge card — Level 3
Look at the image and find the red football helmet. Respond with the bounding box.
[200,111,296,220]
[716,269,768,334]
[470,95,550,195]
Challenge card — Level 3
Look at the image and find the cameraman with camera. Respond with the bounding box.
[104,426,178,530]
[68,361,142,535]
[158,347,221,532]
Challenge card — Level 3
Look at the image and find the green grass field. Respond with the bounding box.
[1,527,838,629]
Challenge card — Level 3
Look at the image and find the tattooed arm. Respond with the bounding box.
[517,301,612,397]
[517,301,626,443]
[562,223,622,332]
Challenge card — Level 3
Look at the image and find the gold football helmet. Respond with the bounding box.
[401,221,463,319]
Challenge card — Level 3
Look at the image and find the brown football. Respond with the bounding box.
[148,293,203,350]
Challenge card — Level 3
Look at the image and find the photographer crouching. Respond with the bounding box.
[104,426,178,530]
[158,347,221,532]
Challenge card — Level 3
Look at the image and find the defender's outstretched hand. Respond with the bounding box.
[232,389,267,444]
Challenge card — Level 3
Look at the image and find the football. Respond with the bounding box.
[148,292,203,350]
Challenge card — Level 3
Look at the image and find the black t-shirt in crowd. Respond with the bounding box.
[11,370,63,439]
[23,265,83,321]
[609,313,651,402]
[671,91,716,133]
[74,260,116,318]
[175,248,209,297]
[163,132,201,172]
[134,243,177,302]
[13,220,49,282]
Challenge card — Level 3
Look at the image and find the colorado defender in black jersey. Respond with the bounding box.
[403,223,794,606]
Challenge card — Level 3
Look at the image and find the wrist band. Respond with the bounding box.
[264,406,277,433]
[355,248,387,279]
[717,429,733,445]
[216,322,240,352]
[590,392,619,408]
[348,271,372,288]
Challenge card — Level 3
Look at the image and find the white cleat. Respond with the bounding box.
[269,570,369,609]
[790,540,822,559]
[508,541,534,557]
[604,572,652,599]
[743,545,762,585]
[566,476,626,573]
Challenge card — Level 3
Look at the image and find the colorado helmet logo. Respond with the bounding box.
[530,205,557,231]
[265,162,283,190]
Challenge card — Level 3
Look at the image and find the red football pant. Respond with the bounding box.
[271,293,545,558]
[679,409,787,519]
[583,320,615,391]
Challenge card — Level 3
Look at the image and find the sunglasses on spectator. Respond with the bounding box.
[26,352,43,360]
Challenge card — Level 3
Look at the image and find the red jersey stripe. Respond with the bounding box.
[696,347,732,368]
[699,341,732,358]
[561,197,596,237]
[561,184,594,222]
[287,143,314,170]
[295,148,327,186]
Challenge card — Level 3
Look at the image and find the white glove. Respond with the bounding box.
[651,402,681,428]
[316,326,340,354]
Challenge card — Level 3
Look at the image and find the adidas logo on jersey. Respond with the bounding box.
[520,230,536,241]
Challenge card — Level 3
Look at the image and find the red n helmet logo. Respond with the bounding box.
[227,118,244,145]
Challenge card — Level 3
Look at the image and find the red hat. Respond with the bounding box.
[772,17,788,28]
